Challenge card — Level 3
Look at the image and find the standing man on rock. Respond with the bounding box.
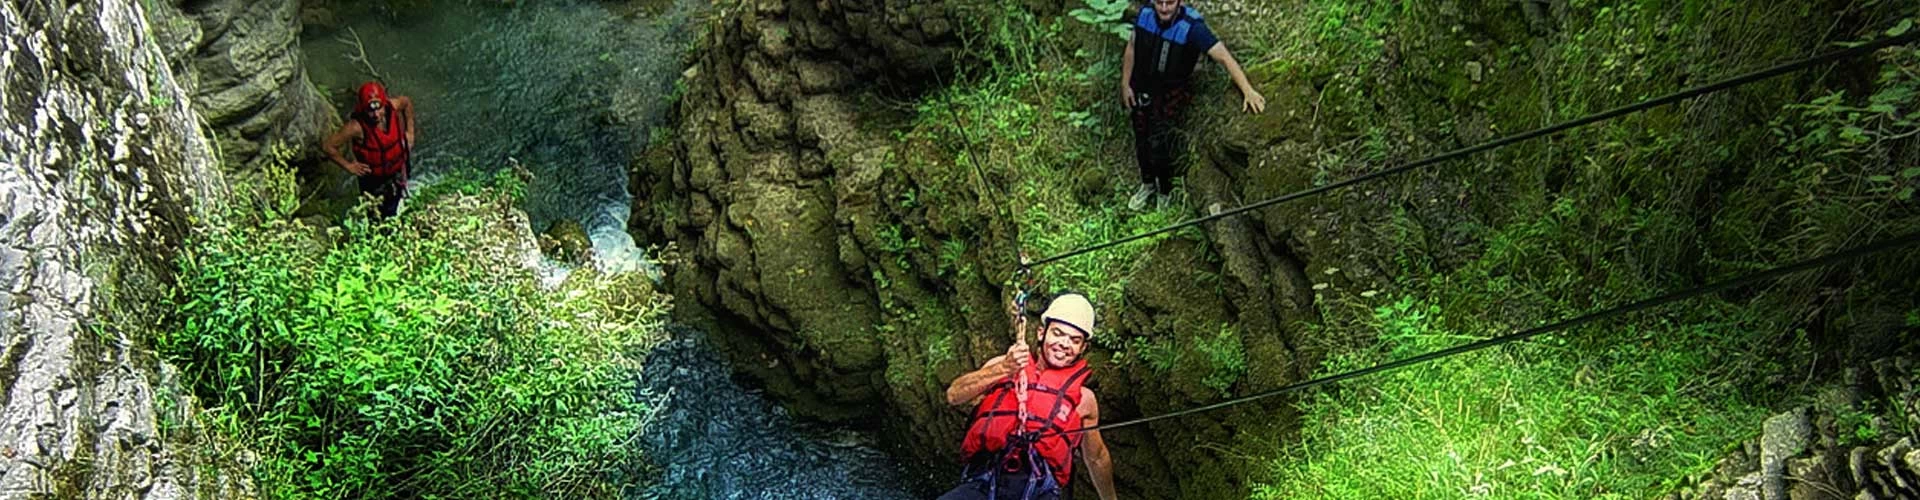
[1123,0,1266,211]
[323,81,416,219]
[941,293,1117,500]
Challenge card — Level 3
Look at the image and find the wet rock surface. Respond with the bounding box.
[635,327,914,500]
[542,219,595,266]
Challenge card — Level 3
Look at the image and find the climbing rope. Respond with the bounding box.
[936,69,1014,209]
[1024,29,1920,268]
[1011,264,1036,426]
[1051,231,1920,437]
[933,67,1041,374]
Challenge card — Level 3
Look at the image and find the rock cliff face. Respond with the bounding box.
[0,0,248,497]
[148,0,336,174]
[631,0,1041,482]
[636,0,999,420]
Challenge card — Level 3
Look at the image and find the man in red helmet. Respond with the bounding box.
[323,82,417,219]
[941,292,1117,500]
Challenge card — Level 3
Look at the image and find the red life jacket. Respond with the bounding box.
[351,82,409,177]
[960,357,1090,487]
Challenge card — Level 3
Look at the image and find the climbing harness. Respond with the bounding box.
[960,336,1090,499]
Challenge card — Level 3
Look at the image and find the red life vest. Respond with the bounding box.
[960,357,1090,487]
[351,82,409,177]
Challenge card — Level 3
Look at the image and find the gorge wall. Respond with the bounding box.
[1,0,253,497]
[150,0,335,175]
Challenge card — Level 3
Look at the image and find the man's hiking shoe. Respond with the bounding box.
[1156,193,1170,211]
[1128,183,1155,211]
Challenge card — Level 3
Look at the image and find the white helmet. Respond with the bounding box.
[1040,293,1095,337]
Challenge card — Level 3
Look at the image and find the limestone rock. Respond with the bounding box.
[156,0,337,172]
[1,0,251,497]
[1762,408,1813,500]
[1788,454,1847,500]
[795,60,855,94]
[1876,439,1913,491]
[1906,449,1920,482]
[628,0,992,434]
[541,219,594,265]
[1853,446,1876,492]
[1727,472,1764,500]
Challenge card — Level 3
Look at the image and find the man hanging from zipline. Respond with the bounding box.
[940,292,1118,500]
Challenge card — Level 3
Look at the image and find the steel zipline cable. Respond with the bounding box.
[956,27,1918,438]
[1023,30,1920,268]
[1055,231,1920,437]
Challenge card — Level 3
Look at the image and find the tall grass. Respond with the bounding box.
[1255,297,1773,499]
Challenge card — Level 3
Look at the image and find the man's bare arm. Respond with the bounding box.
[395,96,417,144]
[1080,388,1117,500]
[946,354,1012,407]
[322,121,367,175]
[1207,42,1266,113]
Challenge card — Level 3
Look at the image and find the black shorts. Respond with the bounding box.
[359,171,406,218]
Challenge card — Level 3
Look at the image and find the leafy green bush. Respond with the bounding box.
[163,169,666,499]
[1116,323,1247,397]
[1196,323,1248,396]
[1068,0,1131,40]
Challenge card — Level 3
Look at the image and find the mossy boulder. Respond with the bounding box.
[540,219,594,265]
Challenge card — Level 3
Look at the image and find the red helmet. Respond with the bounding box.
[354,81,392,116]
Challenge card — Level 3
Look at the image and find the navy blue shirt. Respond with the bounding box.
[1130,6,1218,92]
